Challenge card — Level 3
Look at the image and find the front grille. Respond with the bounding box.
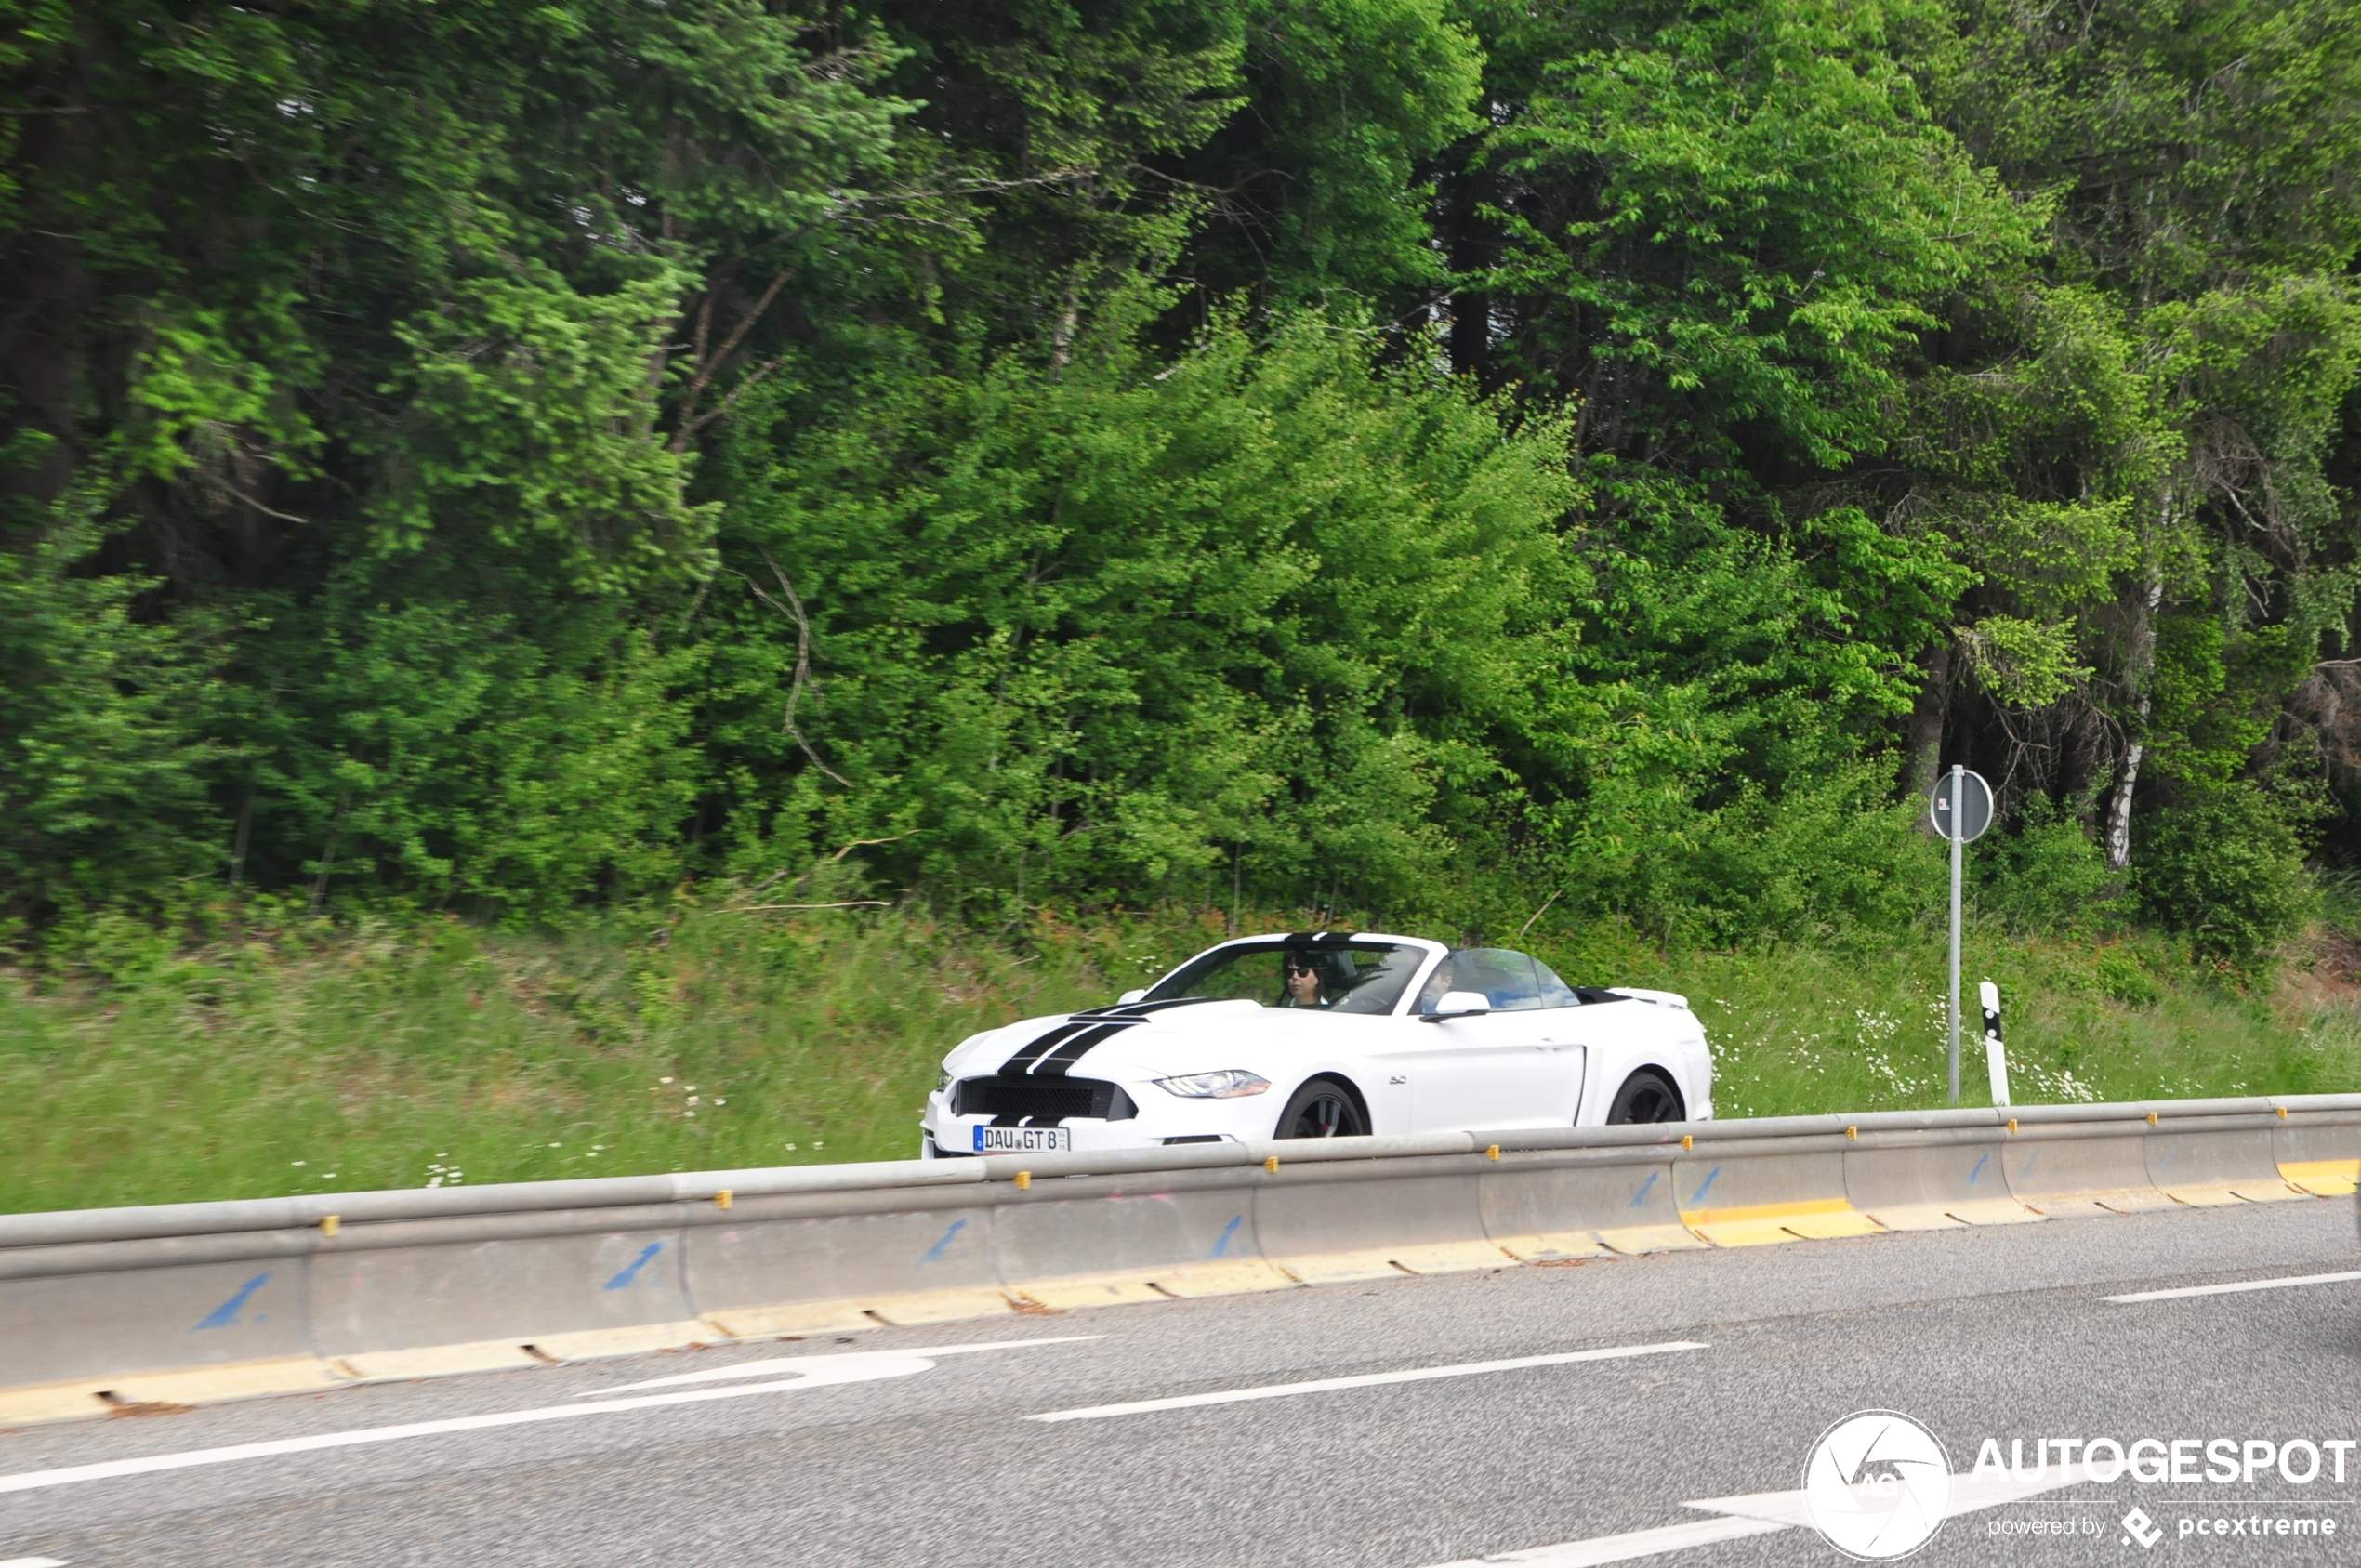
[952,1075,1137,1123]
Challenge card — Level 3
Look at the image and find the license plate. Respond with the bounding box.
[973,1125,1071,1153]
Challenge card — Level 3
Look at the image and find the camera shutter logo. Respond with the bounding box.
[1802,1411,1953,1560]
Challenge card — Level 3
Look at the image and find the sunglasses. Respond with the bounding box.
[1286,961,1317,976]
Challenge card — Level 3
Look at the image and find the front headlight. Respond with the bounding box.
[935,1068,953,1096]
[1155,1069,1272,1099]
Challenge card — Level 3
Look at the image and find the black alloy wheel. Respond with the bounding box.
[1274,1077,1368,1139]
[1605,1069,1685,1125]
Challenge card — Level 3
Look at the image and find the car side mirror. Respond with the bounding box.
[1117,989,1147,1005]
[1420,990,1491,1021]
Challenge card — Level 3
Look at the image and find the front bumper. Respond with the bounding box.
[918,1083,1276,1157]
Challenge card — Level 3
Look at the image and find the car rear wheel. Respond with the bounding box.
[1605,1069,1684,1125]
[1274,1077,1367,1139]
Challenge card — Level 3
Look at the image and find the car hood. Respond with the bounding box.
[944,998,1352,1083]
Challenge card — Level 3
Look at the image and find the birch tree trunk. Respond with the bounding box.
[2106,573,2166,871]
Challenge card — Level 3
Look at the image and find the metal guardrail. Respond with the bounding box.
[3,1094,2356,1421]
[11,1096,2350,1251]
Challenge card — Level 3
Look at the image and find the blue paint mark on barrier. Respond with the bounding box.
[1207,1215,1244,1258]
[2019,1149,2040,1180]
[921,1218,968,1264]
[1627,1171,1660,1207]
[1968,1152,1989,1185]
[194,1272,270,1331]
[1688,1166,1722,1206]
[603,1242,662,1291]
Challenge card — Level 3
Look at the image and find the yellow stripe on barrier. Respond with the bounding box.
[1681,1197,1883,1247]
[2280,1159,2361,1196]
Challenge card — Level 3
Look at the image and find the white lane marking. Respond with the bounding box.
[1024,1340,1707,1423]
[2104,1269,2361,1303]
[0,1557,70,1566]
[0,1338,1097,1497]
[581,1337,1101,1395]
[1417,1469,2077,1566]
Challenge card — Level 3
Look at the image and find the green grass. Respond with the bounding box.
[6,900,2360,1215]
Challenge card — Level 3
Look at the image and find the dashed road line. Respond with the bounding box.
[0,1338,1095,1497]
[1416,1469,2076,1566]
[1024,1340,1707,1423]
[2104,1269,2361,1303]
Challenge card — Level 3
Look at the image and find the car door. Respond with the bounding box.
[1397,949,1584,1133]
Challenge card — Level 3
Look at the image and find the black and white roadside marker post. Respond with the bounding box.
[1929,764,1993,1104]
[1980,979,2009,1107]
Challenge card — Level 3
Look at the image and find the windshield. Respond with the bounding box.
[1414,947,1583,1012]
[1143,940,1428,1016]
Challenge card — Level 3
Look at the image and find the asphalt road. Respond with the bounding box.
[4,1195,2359,1567]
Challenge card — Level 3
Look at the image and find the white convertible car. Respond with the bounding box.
[920,931,1712,1156]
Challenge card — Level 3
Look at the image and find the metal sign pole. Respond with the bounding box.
[1948,763,1963,1105]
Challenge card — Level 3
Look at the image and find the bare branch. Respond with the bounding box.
[745,835,907,897]
[743,549,851,785]
[670,270,792,453]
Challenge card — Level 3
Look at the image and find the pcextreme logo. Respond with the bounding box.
[1802,1411,1953,1561]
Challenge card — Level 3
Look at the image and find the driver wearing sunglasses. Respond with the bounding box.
[1281,954,1331,1008]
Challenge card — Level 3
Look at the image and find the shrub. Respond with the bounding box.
[2137,784,2313,969]
[1971,796,2130,935]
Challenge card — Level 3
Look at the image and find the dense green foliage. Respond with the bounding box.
[13,901,2361,1210]
[6,0,2361,964]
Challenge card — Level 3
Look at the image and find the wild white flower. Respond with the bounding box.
[291,1161,306,1166]
[784,1141,798,1151]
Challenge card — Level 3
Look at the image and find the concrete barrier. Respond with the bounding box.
[1479,1148,1694,1257]
[1842,1127,2035,1230]
[4,1094,2354,1426]
[0,1258,320,1386]
[2274,1105,2361,1195]
[1998,1113,2177,1216]
[1668,1136,1879,1245]
[1253,1152,1507,1282]
[2141,1113,2305,1206]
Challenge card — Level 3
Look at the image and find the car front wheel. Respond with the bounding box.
[1605,1069,1685,1125]
[1274,1077,1367,1139]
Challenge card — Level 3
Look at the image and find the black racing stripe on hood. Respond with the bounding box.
[997,1020,1091,1075]
[1031,1020,1139,1078]
[1075,995,1231,1020]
